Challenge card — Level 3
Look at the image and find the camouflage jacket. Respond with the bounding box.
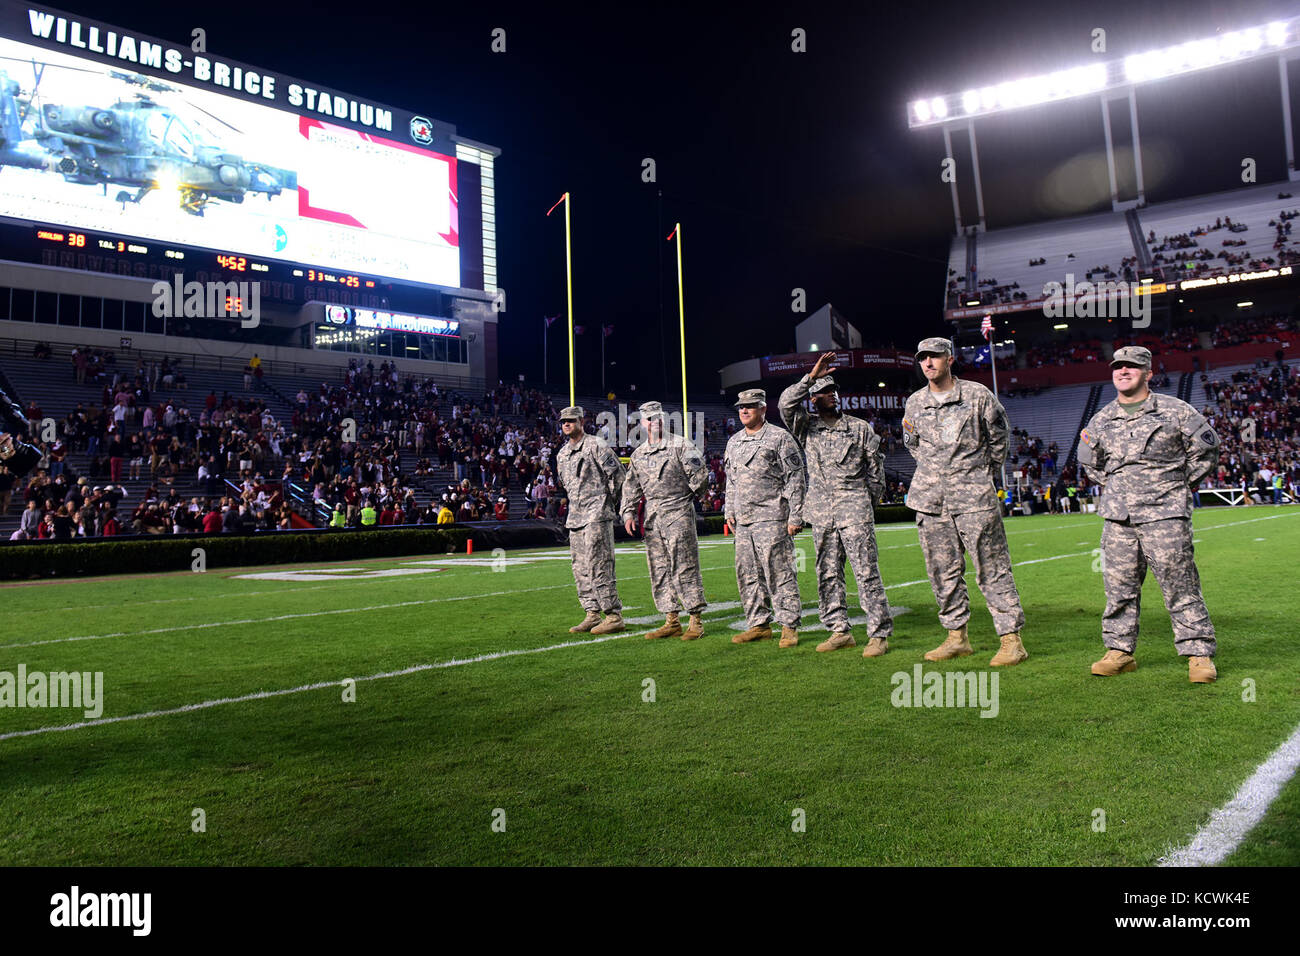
[902,377,1008,515]
[723,421,805,527]
[619,432,708,528]
[555,432,624,529]
[778,374,884,527]
[1077,392,1219,522]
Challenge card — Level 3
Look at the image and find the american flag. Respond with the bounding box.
[980,315,994,339]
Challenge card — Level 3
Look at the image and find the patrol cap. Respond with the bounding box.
[1110,346,1152,368]
[638,401,665,419]
[559,405,585,421]
[915,336,954,359]
[809,375,837,394]
[734,388,766,407]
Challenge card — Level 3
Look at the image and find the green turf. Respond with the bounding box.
[1,508,1297,865]
[1223,751,1300,866]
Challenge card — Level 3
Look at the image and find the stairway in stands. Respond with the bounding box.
[1064,383,1104,472]
[1125,209,1154,273]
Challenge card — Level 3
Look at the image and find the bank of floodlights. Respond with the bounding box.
[909,18,1298,128]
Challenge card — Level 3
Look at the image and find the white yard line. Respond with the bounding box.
[19,511,1292,616]
[0,633,633,742]
[1159,719,1300,867]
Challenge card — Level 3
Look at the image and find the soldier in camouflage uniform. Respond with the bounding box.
[903,337,1028,666]
[556,405,626,635]
[725,388,807,648]
[620,401,710,641]
[1077,346,1221,684]
[779,351,893,658]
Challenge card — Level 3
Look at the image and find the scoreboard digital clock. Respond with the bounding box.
[13,219,429,311]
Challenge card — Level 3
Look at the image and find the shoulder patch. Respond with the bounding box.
[1194,425,1219,447]
[1079,428,1094,447]
[902,418,914,435]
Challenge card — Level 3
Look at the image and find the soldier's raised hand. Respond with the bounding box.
[810,351,836,381]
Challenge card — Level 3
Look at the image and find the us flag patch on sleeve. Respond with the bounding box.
[1080,428,1093,446]
[902,418,914,435]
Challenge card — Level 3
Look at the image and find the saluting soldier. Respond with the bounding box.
[620,401,710,641]
[903,337,1028,666]
[725,388,806,648]
[778,351,894,657]
[555,405,626,635]
[0,385,41,478]
[1077,346,1221,683]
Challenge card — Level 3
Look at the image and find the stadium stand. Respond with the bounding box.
[1192,359,1300,500]
[948,210,1135,308]
[950,183,1300,312]
[1137,184,1300,282]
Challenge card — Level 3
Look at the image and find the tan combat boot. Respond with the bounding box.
[779,625,799,648]
[645,612,682,640]
[924,625,972,661]
[990,632,1028,667]
[681,615,704,641]
[1189,656,1217,684]
[590,612,625,635]
[862,637,889,658]
[815,632,856,652]
[732,623,772,644]
[1091,649,1137,676]
[569,610,601,633]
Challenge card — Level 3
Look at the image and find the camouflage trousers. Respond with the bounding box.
[644,509,707,615]
[734,520,802,628]
[1101,517,1215,657]
[569,521,622,614]
[916,508,1025,636]
[813,522,892,637]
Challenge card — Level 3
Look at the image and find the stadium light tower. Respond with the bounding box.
[910,16,1300,233]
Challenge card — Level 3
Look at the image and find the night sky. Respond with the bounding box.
[49,0,1300,394]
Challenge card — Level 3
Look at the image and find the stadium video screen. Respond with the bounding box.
[0,7,460,288]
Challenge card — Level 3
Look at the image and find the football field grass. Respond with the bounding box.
[1,508,1298,866]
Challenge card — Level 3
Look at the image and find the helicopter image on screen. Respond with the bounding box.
[0,58,297,216]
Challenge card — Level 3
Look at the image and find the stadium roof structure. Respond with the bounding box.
[909,15,1300,234]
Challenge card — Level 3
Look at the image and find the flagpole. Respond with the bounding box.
[670,222,687,443]
[547,192,575,407]
[564,193,575,408]
[543,317,548,387]
[601,325,606,396]
[986,315,999,398]
[984,314,1007,500]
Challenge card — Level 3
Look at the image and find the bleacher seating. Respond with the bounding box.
[1138,183,1300,282]
[949,210,1135,308]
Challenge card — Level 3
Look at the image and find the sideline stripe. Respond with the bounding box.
[0,633,633,742]
[1159,719,1300,867]
[7,510,1290,653]
[0,563,733,651]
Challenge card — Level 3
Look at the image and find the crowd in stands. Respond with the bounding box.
[1211,313,1300,349]
[1199,361,1300,501]
[1023,338,1105,368]
[1148,207,1300,280]
[8,337,1297,541]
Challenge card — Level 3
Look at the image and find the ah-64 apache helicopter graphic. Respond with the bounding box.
[0,58,297,216]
